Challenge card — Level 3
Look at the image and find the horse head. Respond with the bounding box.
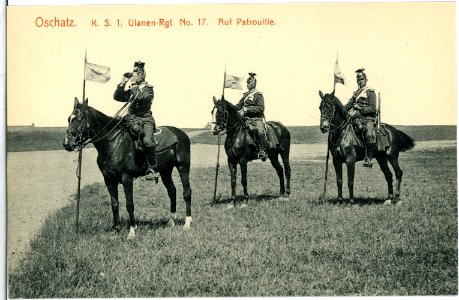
[319,90,340,133]
[211,96,241,135]
[63,97,90,151]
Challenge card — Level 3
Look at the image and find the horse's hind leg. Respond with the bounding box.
[228,161,238,208]
[239,157,249,207]
[177,163,192,229]
[375,155,394,203]
[280,149,291,197]
[269,153,286,199]
[159,167,178,226]
[121,174,137,238]
[388,152,403,201]
[105,178,120,231]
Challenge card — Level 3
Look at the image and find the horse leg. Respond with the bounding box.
[346,161,355,204]
[280,149,291,198]
[332,157,344,204]
[375,155,395,204]
[228,161,237,209]
[239,157,249,207]
[269,153,286,199]
[177,163,192,229]
[159,167,178,227]
[121,174,137,239]
[388,153,403,203]
[105,178,120,231]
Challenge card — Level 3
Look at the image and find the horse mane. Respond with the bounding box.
[330,93,348,119]
[221,98,238,113]
[78,103,121,133]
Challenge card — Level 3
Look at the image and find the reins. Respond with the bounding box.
[76,91,140,150]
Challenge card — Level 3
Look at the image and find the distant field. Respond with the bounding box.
[6,125,456,152]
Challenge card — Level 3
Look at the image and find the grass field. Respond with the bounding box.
[8,144,457,297]
[6,125,456,151]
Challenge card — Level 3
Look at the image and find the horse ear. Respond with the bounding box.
[84,98,88,106]
[74,97,79,107]
[331,90,335,96]
[319,90,324,98]
[213,96,217,104]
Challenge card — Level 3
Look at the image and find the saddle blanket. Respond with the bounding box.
[154,126,178,152]
[132,126,178,153]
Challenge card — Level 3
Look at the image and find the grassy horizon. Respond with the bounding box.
[6,125,457,152]
[8,145,457,297]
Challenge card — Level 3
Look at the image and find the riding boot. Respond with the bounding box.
[363,143,375,168]
[258,132,268,162]
[144,146,159,183]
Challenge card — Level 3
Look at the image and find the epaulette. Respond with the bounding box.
[255,91,263,95]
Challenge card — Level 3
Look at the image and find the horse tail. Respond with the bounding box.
[385,124,415,152]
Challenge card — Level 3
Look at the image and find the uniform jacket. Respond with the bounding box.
[236,90,265,118]
[114,81,154,118]
[345,86,377,118]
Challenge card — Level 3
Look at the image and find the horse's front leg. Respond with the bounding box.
[239,157,249,207]
[346,161,356,204]
[121,174,136,239]
[228,160,238,209]
[332,157,344,204]
[105,178,121,231]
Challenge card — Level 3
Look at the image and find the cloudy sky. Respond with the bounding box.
[7,2,455,128]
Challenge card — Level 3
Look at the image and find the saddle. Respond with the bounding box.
[123,117,178,153]
[341,122,390,152]
[242,118,279,150]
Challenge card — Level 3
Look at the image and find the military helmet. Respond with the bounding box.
[247,72,257,85]
[355,68,367,80]
[132,61,146,80]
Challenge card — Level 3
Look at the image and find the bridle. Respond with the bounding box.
[67,104,127,151]
[211,103,228,135]
[66,107,91,150]
[320,95,350,133]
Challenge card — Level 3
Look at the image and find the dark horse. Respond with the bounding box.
[319,90,415,204]
[212,97,291,207]
[63,98,192,237]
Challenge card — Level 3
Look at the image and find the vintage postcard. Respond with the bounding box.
[6,2,456,298]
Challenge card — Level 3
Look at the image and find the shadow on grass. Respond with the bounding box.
[212,194,280,206]
[312,196,390,207]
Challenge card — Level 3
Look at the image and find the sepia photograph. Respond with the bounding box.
[6,1,457,297]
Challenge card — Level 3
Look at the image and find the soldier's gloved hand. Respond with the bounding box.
[238,107,246,117]
[348,109,356,118]
[353,104,361,111]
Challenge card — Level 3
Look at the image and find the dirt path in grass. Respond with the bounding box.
[7,130,211,272]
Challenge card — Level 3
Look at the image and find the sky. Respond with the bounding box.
[7,2,456,128]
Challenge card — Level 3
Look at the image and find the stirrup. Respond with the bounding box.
[145,168,159,183]
[363,158,373,168]
[258,151,267,162]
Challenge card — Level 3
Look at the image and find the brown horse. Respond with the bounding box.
[63,98,192,237]
[318,90,415,204]
[212,96,291,207]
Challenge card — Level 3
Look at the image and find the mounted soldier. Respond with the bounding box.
[235,72,269,161]
[345,68,377,168]
[113,60,158,181]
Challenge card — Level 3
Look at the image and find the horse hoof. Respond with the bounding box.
[240,203,248,208]
[127,227,137,239]
[384,199,393,206]
[112,225,121,232]
[226,204,235,210]
[168,219,176,227]
[183,216,192,230]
